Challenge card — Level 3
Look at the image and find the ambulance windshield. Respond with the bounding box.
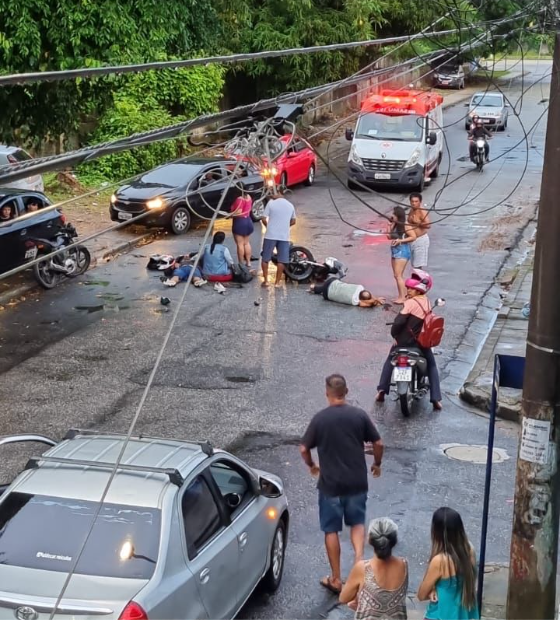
[356,113,424,142]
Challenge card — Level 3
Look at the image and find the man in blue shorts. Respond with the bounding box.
[300,374,384,594]
[260,188,296,288]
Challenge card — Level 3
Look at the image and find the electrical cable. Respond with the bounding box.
[47,156,245,620]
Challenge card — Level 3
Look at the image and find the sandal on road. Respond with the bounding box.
[320,576,342,595]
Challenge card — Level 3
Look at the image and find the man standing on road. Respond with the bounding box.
[407,192,431,270]
[261,188,296,288]
[300,374,384,595]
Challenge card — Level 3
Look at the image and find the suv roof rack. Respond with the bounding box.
[63,428,214,456]
[25,456,184,487]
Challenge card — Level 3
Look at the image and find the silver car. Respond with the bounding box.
[465,92,509,131]
[0,430,289,620]
[0,145,44,192]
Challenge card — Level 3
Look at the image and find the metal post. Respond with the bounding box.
[478,355,501,611]
[506,31,560,620]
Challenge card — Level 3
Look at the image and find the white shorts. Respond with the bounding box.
[411,234,430,268]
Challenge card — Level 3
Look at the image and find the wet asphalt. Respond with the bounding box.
[0,63,551,618]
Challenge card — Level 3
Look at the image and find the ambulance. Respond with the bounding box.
[346,89,444,191]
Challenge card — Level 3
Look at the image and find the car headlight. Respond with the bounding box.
[147,197,164,210]
[110,194,117,204]
[404,147,422,169]
[350,145,363,166]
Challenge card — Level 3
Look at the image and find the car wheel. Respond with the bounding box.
[169,207,191,235]
[280,172,288,188]
[262,520,286,593]
[304,164,315,186]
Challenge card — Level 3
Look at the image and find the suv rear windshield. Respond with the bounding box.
[0,492,161,579]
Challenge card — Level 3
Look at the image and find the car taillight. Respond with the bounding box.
[24,241,36,248]
[118,602,148,620]
[397,355,409,367]
[59,212,66,224]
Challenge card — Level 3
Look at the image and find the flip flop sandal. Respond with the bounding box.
[320,576,342,595]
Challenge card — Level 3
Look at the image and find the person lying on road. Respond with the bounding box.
[309,277,385,307]
[160,254,207,288]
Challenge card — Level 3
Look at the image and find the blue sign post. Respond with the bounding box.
[477,354,525,611]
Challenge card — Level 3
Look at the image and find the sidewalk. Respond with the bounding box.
[460,247,533,422]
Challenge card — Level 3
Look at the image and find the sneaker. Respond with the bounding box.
[163,279,177,287]
[214,282,226,293]
[193,279,207,288]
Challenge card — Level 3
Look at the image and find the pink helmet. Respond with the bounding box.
[405,269,433,294]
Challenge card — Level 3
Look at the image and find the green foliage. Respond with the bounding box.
[0,0,220,144]
[77,95,184,182]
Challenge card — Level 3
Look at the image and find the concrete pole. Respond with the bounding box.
[506,31,560,620]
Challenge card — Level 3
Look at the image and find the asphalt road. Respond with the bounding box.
[0,62,550,618]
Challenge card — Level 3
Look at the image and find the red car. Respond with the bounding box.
[270,135,317,188]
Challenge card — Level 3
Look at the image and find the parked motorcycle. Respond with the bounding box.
[26,223,91,289]
[389,298,445,417]
[272,245,347,282]
[471,137,488,171]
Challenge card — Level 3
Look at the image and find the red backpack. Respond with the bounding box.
[414,299,445,348]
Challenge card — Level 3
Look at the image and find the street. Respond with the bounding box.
[0,62,550,618]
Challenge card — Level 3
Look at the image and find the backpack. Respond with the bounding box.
[232,263,254,284]
[414,298,445,348]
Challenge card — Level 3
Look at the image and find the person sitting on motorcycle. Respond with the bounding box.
[309,277,385,307]
[468,119,492,162]
[375,270,442,410]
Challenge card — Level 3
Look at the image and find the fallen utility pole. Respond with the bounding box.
[506,30,560,620]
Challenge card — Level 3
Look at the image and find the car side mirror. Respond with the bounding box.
[427,131,437,146]
[435,297,446,307]
[464,102,470,107]
[224,492,242,509]
[259,475,283,498]
[345,128,354,141]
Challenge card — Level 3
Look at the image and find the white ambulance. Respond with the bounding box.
[346,89,444,191]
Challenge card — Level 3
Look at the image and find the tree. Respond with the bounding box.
[0,0,220,145]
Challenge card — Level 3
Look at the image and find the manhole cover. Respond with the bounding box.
[442,444,509,464]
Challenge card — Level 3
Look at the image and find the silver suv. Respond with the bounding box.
[0,430,289,620]
[0,146,44,192]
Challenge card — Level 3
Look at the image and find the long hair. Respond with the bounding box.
[393,206,406,236]
[210,231,225,254]
[430,507,476,610]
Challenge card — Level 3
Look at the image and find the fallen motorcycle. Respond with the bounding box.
[26,223,91,289]
[272,245,347,282]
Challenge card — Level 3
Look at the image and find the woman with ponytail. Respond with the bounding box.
[417,507,479,619]
[340,518,408,619]
[201,231,235,279]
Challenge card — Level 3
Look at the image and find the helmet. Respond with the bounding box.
[405,269,433,293]
[157,255,175,270]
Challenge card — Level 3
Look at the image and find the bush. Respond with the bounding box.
[77,95,184,183]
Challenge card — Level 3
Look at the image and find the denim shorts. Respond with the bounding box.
[391,243,411,261]
[318,491,367,533]
[261,238,290,263]
[173,265,202,281]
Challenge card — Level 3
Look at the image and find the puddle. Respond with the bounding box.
[81,280,110,287]
[96,293,125,301]
[226,375,256,383]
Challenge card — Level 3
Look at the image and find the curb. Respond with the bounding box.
[0,230,159,308]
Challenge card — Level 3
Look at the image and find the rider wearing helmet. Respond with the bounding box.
[375,269,442,410]
[468,118,492,162]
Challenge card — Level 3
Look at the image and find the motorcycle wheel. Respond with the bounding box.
[33,258,63,289]
[396,380,413,417]
[67,246,91,277]
[476,159,484,172]
[284,245,315,282]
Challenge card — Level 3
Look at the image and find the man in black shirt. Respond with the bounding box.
[468,118,492,162]
[300,374,383,594]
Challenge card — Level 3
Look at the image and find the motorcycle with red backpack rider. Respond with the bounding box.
[375,269,445,417]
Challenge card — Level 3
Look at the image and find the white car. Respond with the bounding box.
[466,93,509,131]
[0,145,44,192]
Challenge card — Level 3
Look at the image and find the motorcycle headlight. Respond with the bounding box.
[404,147,422,169]
[147,197,164,210]
[476,139,485,148]
[349,145,363,166]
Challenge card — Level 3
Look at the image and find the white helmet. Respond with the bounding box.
[157,255,175,270]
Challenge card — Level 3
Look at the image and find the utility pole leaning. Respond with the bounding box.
[506,30,560,620]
